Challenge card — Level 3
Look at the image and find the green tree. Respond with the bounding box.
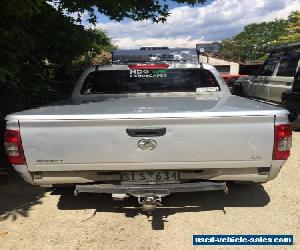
[0,2,116,81]
[220,19,289,62]
[274,11,300,45]
[85,29,117,62]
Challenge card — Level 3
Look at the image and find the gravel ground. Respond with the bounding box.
[0,132,299,250]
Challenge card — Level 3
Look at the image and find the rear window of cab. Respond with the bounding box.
[80,68,219,95]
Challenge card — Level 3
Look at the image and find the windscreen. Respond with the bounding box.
[80,68,219,94]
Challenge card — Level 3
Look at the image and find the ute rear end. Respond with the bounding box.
[4,55,292,211]
[5,112,292,212]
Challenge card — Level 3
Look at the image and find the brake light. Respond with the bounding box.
[129,64,169,69]
[273,124,292,160]
[4,129,26,165]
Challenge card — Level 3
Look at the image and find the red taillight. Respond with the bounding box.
[4,129,26,165]
[128,64,169,69]
[273,124,292,160]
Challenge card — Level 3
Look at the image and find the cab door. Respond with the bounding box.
[245,55,280,100]
[268,52,300,103]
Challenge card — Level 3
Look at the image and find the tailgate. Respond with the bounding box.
[20,116,275,171]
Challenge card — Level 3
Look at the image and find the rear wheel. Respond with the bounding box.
[232,84,246,97]
[52,185,74,193]
[282,102,299,131]
[293,119,300,131]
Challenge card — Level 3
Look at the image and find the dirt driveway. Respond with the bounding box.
[0,133,299,250]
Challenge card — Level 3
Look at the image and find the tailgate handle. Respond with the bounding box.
[126,128,166,137]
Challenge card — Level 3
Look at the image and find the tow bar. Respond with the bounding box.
[139,196,163,213]
[74,182,228,212]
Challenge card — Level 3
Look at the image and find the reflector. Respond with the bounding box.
[273,124,292,160]
[4,129,26,165]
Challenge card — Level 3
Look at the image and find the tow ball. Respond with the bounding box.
[138,196,163,213]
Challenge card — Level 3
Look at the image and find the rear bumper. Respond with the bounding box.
[14,162,287,187]
[74,181,227,197]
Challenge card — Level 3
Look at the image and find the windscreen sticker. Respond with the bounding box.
[196,87,219,92]
[129,69,167,78]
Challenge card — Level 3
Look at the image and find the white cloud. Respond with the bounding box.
[95,0,300,49]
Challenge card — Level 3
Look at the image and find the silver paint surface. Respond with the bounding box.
[5,63,290,184]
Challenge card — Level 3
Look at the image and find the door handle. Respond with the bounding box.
[126,128,166,137]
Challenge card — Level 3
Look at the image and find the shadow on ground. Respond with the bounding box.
[0,168,45,222]
[55,183,270,230]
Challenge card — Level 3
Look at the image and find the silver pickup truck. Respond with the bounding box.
[4,52,292,210]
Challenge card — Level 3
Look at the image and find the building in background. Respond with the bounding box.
[196,42,262,76]
[199,54,240,74]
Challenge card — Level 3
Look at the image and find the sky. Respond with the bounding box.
[91,0,300,49]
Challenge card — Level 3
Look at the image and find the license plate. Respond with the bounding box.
[121,171,179,184]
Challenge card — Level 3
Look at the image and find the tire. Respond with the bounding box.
[52,185,74,193]
[282,103,300,131]
[293,119,300,131]
[281,99,297,121]
[0,173,8,184]
[232,85,246,97]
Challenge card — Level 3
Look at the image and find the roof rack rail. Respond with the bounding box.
[269,42,300,54]
[112,48,198,64]
[140,46,169,50]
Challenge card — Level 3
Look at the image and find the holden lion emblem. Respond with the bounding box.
[137,139,157,150]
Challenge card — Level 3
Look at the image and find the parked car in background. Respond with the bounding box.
[282,68,300,130]
[233,42,300,104]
